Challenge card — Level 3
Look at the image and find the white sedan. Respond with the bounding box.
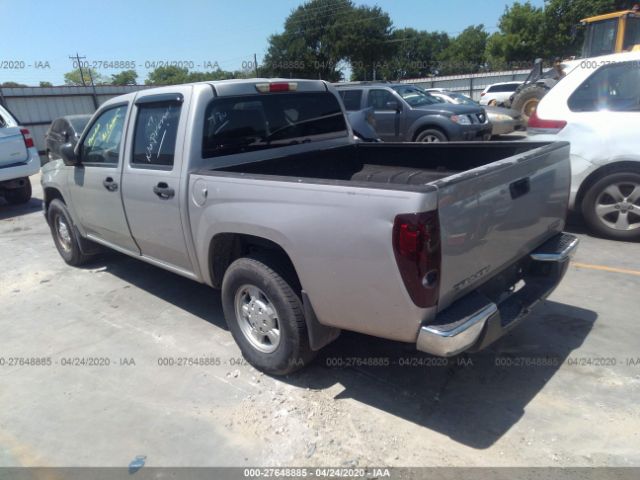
[528,51,640,241]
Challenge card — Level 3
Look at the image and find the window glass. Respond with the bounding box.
[132,102,181,167]
[624,17,640,51]
[202,92,347,159]
[80,105,127,165]
[50,119,62,133]
[583,19,618,57]
[390,86,440,107]
[488,83,519,93]
[569,62,640,112]
[368,89,398,109]
[339,90,363,111]
[449,92,477,105]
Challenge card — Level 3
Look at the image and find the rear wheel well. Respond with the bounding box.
[575,161,640,213]
[209,233,300,290]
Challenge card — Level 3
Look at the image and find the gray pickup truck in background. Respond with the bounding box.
[41,79,578,375]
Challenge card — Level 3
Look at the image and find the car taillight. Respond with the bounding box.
[255,82,298,93]
[392,211,441,308]
[527,110,567,134]
[20,128,34,148]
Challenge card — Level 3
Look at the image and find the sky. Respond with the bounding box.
[0,0,546,85]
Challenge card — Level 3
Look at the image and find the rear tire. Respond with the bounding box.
[4,178,32,205]
[47,199,96,266]
[510,85,548,122]
[221,255,315,375]
[415,128,447,143]
[582,171,640,241]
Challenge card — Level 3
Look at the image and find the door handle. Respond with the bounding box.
[510,177,530,199]
[103,177,118,192]
[153,182,175,199]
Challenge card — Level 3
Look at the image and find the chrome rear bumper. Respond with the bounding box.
[417,232,578,357]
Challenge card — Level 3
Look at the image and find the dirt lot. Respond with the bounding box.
[1,173,639,468]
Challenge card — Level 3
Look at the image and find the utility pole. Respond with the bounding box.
[253,53,259,77]
[69,53,87,86]
[86,67,100,109]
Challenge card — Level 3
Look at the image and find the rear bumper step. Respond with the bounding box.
[417,232,578,357]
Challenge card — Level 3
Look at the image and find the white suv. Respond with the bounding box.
[0,104,40,204]
[479,82,522,106]
[528,51,640,241]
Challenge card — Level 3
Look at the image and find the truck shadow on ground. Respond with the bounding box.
[0,196,43,221]
[287,300,596,449]
[99,252,596,450]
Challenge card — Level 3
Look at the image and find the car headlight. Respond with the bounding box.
[451,114,471,125]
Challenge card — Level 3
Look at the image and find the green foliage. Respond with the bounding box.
[486,2,546,69]
[64,68,108,86]
[438,25,490,74]
[542,0,621,59]
[39,81,53,87]
[1,81,27,87]
[340,5,395,80]
[262,0,354,81]
[145,66,250,85]
[373,29,449,80]
[111,70,138,85]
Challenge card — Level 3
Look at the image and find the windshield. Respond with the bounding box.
[624,16,640,51]
[391,86,441,107]
[449,92,478,105]
[582,18,618,58]
[202,92,348,158]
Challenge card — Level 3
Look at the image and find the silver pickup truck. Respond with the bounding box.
[41,79,578,375]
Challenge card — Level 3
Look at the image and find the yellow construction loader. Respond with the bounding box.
[508,6,640,120]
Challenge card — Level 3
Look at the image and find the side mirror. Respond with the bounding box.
[385,100,400,111]
[60,143,80,166]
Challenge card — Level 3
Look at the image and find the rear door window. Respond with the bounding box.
[569,62,640,112]
[202,92,347,158]
[339,90,363,111]
[132,101,182,168]
[488,83,519,93]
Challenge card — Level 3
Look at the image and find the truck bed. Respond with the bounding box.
[215,142,551,188]
[192,140,571,341]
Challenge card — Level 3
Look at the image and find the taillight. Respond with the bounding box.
[255,82,298,93]
[392,211,441,308]
[20,128,34,148]
[527,110,567,134]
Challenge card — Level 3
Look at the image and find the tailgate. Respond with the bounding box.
[435,142,571,311]
[0,127,28,167]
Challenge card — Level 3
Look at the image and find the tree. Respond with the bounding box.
[64,68,108,86]
[111,70,138,85]
[340,5,395,81]
[145,66,248,85]
[145,66,191,85]
[376,28,449,79]
[486,2,546,69]
[262,0,355,81]
[39,81,53,87]
[541,0,632,59]
[438,25,489,74]
[1,81,27,87]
